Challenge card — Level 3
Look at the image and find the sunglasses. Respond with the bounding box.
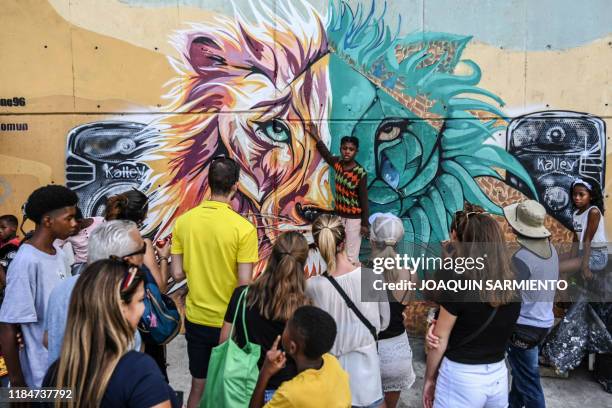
[124,242,147,258]
[454,210,487,219]
[108,256,144,292]
[122,264,140,289]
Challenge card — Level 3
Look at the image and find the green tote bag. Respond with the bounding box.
[200,288,261,408]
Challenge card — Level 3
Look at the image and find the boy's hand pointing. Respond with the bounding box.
[261,335,286,378]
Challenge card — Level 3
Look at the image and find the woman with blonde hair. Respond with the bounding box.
[369,213,417,408]
[220,231,311,401]
[423,212,520,408]
[306,214,389,408]
[43,259,178,407]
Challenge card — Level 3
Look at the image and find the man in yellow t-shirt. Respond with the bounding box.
[171,157,258,408]
[250,306,351,408]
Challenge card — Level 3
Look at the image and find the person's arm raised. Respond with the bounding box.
[305,123,337,166]
[143,238,166,290]
[157,240,171,292]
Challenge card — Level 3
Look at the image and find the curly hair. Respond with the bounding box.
[571,177,605,214]
[24,185,78,224]
[289,305,337,359]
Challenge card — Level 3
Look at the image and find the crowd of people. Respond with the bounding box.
[0,131,608,408]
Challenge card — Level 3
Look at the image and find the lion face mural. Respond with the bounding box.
[143,2,334,257]
[324,2,536,243]
[140,0,535,253]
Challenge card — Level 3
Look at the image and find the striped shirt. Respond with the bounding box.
[315,140,369,226]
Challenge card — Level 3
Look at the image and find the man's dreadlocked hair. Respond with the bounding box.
[24,185,79,224]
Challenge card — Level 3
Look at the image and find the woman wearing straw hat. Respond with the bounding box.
[503,200,559,408]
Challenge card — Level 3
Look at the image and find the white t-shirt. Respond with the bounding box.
[572,206,607,249]
[0,243,70,387]
[306,267,389,406]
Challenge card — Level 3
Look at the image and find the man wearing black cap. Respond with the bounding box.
[0,185,78,387]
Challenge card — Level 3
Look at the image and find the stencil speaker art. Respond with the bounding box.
[506,111,606,229]
[65,121,156,217]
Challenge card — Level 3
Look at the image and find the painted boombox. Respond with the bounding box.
[65,121,157,217]
[506,111,606,229]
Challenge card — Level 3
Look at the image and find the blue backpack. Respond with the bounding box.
[138,266,181,345]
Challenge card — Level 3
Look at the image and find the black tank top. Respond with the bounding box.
[379,290,407,340]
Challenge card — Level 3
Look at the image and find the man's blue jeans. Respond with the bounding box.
[506,343,546,408]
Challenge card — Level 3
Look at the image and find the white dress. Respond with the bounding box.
[306,267,390,406]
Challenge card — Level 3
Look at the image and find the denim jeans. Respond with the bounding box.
[507,343,546,408]
[264,389,276,403]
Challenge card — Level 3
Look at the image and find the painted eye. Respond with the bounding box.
[376,120,407,142]
[255,119,290,143]
[117,138,136,154]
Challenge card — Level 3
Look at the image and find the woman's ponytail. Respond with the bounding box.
[312,215,345,274]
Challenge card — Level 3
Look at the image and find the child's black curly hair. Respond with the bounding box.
[571,177,605,214]
[289,305,337,359]
[23,185,78,224]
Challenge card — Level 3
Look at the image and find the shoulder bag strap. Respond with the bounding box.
[448,307,497,351]
[229,287,251,344]
[324,273,377,342]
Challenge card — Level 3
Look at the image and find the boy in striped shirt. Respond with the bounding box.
[308,127,369,263]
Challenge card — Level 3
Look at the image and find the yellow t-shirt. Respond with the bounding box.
[264,354,351,408]
[171,200,258,327]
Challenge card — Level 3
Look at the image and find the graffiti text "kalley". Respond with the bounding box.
[103,162,147,180]
[536,157,576,172]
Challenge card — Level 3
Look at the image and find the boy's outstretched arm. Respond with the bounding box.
[305,124,338,167]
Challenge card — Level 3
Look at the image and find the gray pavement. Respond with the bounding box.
[167,334,611,407]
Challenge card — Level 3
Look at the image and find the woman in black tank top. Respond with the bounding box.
[422,210,519,408]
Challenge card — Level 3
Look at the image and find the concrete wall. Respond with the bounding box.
[1,0,610,254]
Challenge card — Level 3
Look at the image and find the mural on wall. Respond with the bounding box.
[76,0,531,250]
[324,3,537,244]
[17,0,598,256]
[506,111,606,229]
[66,121,157,217]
